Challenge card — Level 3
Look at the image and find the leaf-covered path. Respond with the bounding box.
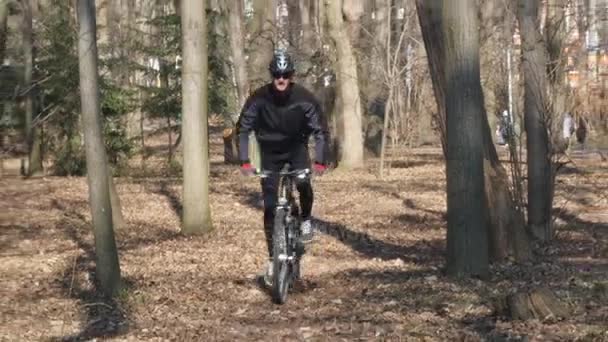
[1,128,607,341]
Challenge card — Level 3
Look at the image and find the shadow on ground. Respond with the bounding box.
[43,199,186,340]
[229,266,534,340]
[313,218,444,264]
[46,201,132,341]
[232,184,445,264]
[151,181,183,219]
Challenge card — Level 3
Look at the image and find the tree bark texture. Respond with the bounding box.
[296,0,317,87]
[545,0,570,148]
[365,0,389,112]
[77,0,121,296]
[180,0,213,235]
[342,0,364,42]
[107,165,124,230]
[478,0,532,261]
[298,0,313,52]
[312,0,324,47]
[325,0,364,169]
[417,0,532,262]
[249,0,277,87]
[20,0,43,176]
[378,83,394,179]
[227,0,249,112]
[0,0,8,64]
[442,0,489,278]
[517,0,553,241]
[415,0,447,157]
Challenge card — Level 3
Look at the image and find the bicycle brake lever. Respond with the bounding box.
[255,169,270,178]
[296,169,311,179]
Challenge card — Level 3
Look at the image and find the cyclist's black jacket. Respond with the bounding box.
[237,82,328,165]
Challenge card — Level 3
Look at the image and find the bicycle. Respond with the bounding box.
[256,163,310,304]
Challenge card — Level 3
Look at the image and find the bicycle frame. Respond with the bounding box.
[256,164,310,303]
[260,165,309,259]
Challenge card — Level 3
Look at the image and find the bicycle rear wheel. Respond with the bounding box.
[272,208,289,304]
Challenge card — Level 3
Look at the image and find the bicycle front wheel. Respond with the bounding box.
[272,208,289,304]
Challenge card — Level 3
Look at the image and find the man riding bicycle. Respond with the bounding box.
[237,50,329,284]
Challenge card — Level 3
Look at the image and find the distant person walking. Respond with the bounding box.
[575,115,588,149]
[563,112,575,151]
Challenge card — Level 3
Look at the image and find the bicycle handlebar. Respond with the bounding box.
[254,168,311,178]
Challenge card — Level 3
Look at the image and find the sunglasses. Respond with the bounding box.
[271,71,293,80]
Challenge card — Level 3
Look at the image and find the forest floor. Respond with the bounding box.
[1,123,607,341]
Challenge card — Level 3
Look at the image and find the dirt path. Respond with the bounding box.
[1,131,607,341]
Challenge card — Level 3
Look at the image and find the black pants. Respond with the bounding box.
[260,143,313,258]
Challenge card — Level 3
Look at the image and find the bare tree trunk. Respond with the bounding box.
[418,0,532,262]
[378,86,394,179]
[243,0,274,171]
[517,0,553,241]
[299,0,313,51]
[545,0,570,149]
[77,0,121,296]
[224,0,247,162]
[107,0,141,139]
[296,0,317,87]
[0,0,8,63]
[108,167,125,230]
[227,0,249,111]
[20,0,43,176]
[342,0,364,42]
[249,0,276,87]
[442,0,489,278]
[180,0,213,235]
[415,0,447,157]
[478,1,532,261]
[374,0,389,51]
[325,0,364,169]
[368,0,389,114]
[312,0,324,47]
[378,2,406,178]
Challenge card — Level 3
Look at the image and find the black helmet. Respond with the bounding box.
[268,50,295,77]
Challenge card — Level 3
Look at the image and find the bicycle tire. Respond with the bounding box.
[272,208,289,304]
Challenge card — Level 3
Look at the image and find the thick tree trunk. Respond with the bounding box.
[180,0,213,235]
[517,0,553,241]
[417,0,532,262]
[442,0,489,278]
[325,0,364,169]
[77,0,121,296]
